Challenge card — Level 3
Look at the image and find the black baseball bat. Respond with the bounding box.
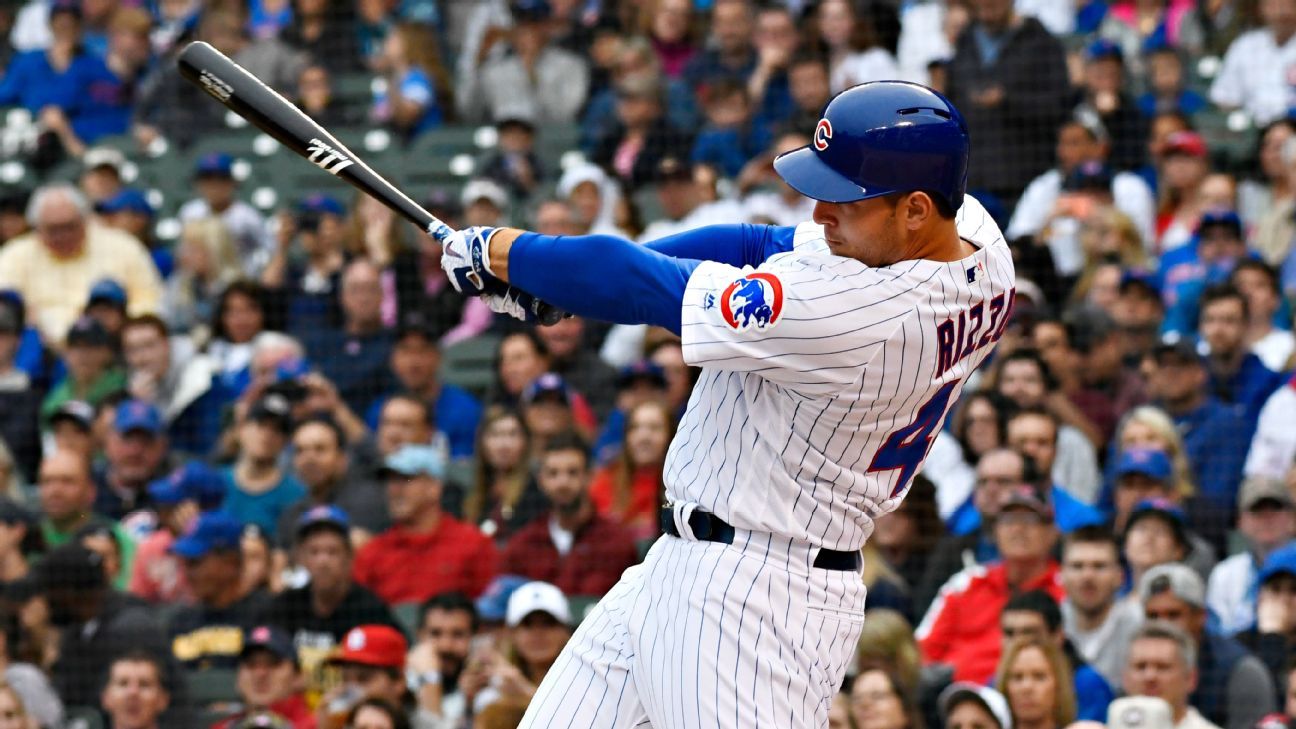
[176,41,563,325]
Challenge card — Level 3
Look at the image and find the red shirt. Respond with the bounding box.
[353,515,499,603]
[589,465,662,541]
[212,694,316,729]
[500,511,639,596]
[915,561,1065,684]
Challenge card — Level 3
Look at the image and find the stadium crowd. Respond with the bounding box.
[2,0,1296,727]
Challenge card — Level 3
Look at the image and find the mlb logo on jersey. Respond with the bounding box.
[720,272,784,332]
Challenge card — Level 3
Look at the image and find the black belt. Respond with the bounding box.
[659,507,862,572]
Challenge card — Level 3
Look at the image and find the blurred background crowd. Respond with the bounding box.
[2,0,1296,728]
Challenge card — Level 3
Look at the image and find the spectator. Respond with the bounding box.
[319,626,409,726]
[641,0,696,78]
[1240,119,1296,231]
[178,154,272,279]
[1139,563,1277,729]
[555,163,630,238]
[1111,406,1197,506]
[534,316,617,421]
[410,593,477,727]
[369,394,436,466]
[849,664,922,729]
[1198,284,1287,423]
[129,462,225,604]
[871,476,942,600]
[100,650,172,729]
[637,157,747,242]
[1137,45,1208,119]
[0,303,39,483]
[1122,622,1222,729]
[939,683,1013,729]
[354,445,498,603]
[1061,525,1145,690]
[737,131,816,227]
[460,178,509,230]
[1065,306,1150,444]
[37,449,131,574]
[162,217,241,336]
[1207,477,1296,635]
[214,625,314,729]
[591,360,670,466]
[99,189,168,279]
[263,194,348,337]
[461,581,572,714]
[296,64,353,129]
[79,148,126,207]
[82,277,128,346]
[371,23,449,140]
[302,260,393,416]
[1124,498,1210,588]
[0,184,162,346]
[463,406,545,541]
[1111,450,1217,578]
[169,512,274,670]
[458,0,589,124]
[344,699,409,729]
[1116,274,1167,360]
[814,0,899,94]
[1229,261,1294,372]
[1073,39,1148,173]
[0,498,36,589]
[519,373,593,449]
[1006,111,1156,255]
[681,0,755,98]
[943,0,1071,207]
[1209,0,1296,125]
[207,282,272,392]
[480,113,543,199]
[589,400,673,542]
[223,394,306,534]
[38,543,168,708]
[590,74,692,190]
[1246,372,1296,481]
[1001,403,1106,529]
[690,80,773,179]
[279,0,363,75]
[743,3,797,130]
[926,390,1009,521]
[121,315,227,455]
[493,331,551,407]
[999,590,1113,721]
[0,609,61,728]
[993,636,1077,729]
[92,399,170,520]
[264,506,400,702]
[1154,131,1213,253]
[918,482,1064,684]
[501,433,637,595]
[48,401,96,463]
[1235,542,1296,699]
[279,417,386,545]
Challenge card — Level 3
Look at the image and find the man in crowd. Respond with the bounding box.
[130,461,227,604]
[1208,477,1296,635]
[1060,525,1146,690]
[223,394,306,534]
[501,433,638,595]
[1139,563,1276,729]
[94,399,172,519]
[100,650,173,729]
[0,183,161,343]
[1111,450,1217,577]
[213,625,313,729]
[1123,622,1223,729]
[999,590,1114,720]
[278,415,386,546]
[177,152,272,276]
[1197,284,1286,423]
[1233,543,1296,708]
[304,259,393,415]
[413,592,478,727]
[39,449,135,581]
[40,315,124,420]
[120,314,228,455]
[535,317,617,418]
[354,444,498,603]
[323,625,417,722]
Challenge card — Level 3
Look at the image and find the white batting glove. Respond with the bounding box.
[439,226,498,295]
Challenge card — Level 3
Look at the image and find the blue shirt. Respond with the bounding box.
[947,484,1106,536]
[691,124,773,178]
[364,383,484,460]
[221,468,307,534]
[373,67,441,136]
[1074,664,1115,722]
[0,49,102,114]
[69,57,134,142]
[304,329,395,416]
[1172,398,1251,512]
[1208,353,1287,424]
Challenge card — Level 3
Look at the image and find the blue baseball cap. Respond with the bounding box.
[297,193,344,216]
[617,361,667,389]
[475,575,530,623]
[1127,497,1190,548]
[1258,542,1296,586]
[171,512,245,559]
[378,444,445,480]
[87,278,127,308]
[147,462,226,510]
[242,624,297,665]
[1085,38,1124,63]
[274,357,311,382]
[1197,209,1243,237]
[114,399,163,436]
[195,152,234,178]
[1062,161,1113,192]
[97,188,154,217]
[1115,448,1172,483]
[522,372,571,405]
[511,0,551,21]
[296,504,350,541]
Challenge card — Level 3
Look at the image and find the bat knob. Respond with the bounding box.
[533,301,568,326]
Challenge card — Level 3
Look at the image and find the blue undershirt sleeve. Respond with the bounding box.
[642,224,796,267]
[508,232,701,334]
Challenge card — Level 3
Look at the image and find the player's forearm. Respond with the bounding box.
[643,223,794,267]
[489,228,697,333]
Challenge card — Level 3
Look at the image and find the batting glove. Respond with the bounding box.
[481,285,566,326]
[440,226,499,295]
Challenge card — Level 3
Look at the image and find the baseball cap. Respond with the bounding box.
[195,152,235,178]
[1085,38,1124,63]
[329,625,407,669]
[97,188,155,218]
[49,400,95,432]
[248,394,294,433]
[230,712,294,729]
[297,193,344,217]
[511,0,551,22]
[395,311,438,344]
[1163,131,1208,158]
[87,278,127,309]
[522,372,571,405]
[378,444,445,480]
[617,361,667,389]
[1126,497,1190,548]
[1115,448,1173,483]
[241,624,297,665]
[1062,161,1113,192]
[1238,476,1294,512]
[171,512,245,559]
[1258,542,1296,586]
[147,462,226,510]
[654,156,693,184]
[1000,483,1054,520]
[295,504,350,541]
[36,543,107,592]
[476,575,530,624]
[460,178,509,209]
[1255,714,1294,729]
[506,581,571,627]
[1107,696,1174,729]
[1197,209,1243,238]
[82,146,123,173]
[1152,338,1204,366]
[1139,562,1205,609]
[114,399,163,436]
[65,315,111,348]
[938,682,1012,729]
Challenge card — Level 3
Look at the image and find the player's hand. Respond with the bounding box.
[440,225,500,295]
[480,285,566,326]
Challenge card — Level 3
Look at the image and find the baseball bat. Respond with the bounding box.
[176,41,563,325]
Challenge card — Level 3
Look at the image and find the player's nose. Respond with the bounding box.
[812,200,837,227]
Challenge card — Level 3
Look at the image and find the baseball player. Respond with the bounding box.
[441,81,1016,728]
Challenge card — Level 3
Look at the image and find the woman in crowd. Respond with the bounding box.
[163,217,241,337]
[465,407,546,541]
[1108,406,1197,516]
[345,698,410,729]
[371,23,450,140]
[462,584,573,715]
[851,663,925,729]
[638,0,696,78]
[590,400,674,541]
[815,0,900,93]
[994,637,1076,729]
[494,332,552,407]
[206,281,272,393]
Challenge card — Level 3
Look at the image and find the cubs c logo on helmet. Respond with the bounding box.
[813,119,833,151]
[720,273,784,332]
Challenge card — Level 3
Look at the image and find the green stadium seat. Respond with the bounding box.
[445,458,476,493]
[393,602,422,638]
[439,333,501,400]
[185,667,240,707]
[62,707,105,729]
[567,595,601,625]
[333,72,376,111]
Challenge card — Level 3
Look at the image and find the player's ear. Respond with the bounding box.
[900,192,935,230]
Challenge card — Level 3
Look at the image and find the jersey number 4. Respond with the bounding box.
[867,381,959,499]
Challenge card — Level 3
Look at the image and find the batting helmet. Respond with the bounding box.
[773,81,970,211]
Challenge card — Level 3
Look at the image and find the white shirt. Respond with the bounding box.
[548,517,575,557]
[1207,551,1258,636]
[10,1,50,51]
[1005,168,1157,252]
[178,198,272,277]
[1016,0,1076,36]
[638,200,750,244]
[1062,597,1145,688]
[1252,328,1295,371]
[671,196,1014,548]
[1179,707,1224,729]
[1055,425,1102,504]
[830,48,901,94]
[897,2,952,85]
[921,431,976,520]
[1210,28,1296,126]
[1244,379,1296,479]
[741,191,816,228]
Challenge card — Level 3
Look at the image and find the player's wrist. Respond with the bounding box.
[486,228,524,283]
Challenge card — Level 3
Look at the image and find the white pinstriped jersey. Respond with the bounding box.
[669,195,1016,551]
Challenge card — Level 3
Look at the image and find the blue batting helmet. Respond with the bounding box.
[774,81,970,211]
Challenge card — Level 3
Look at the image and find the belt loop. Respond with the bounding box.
[672,501,701,541]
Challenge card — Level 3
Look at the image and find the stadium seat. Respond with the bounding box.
[185,667,240,707]
[393,602,422,638]
[62,707,105,729]
[567,595,600,625]
[439,333,501,399]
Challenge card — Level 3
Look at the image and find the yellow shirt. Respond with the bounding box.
[0,223,163,343]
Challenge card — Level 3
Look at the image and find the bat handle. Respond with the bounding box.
[423,221,567,326]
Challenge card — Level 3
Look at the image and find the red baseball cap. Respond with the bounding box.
[1163,131,1207,158]
[328,625,407,669]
